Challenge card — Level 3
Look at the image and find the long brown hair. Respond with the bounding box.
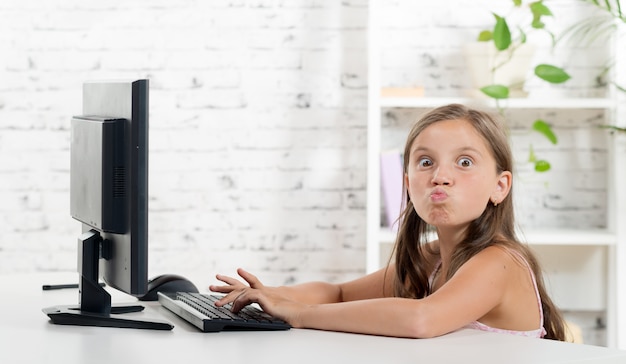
[390,104,566,341]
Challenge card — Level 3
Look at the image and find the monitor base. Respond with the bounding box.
[43,305,173,330]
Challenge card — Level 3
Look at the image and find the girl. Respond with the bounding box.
[210,103,567,340]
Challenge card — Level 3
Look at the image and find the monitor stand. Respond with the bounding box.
[43,230,173,330]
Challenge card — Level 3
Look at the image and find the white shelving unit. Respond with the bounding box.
[366,0,626,349]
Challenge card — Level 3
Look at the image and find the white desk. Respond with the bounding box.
[2,273,626,364]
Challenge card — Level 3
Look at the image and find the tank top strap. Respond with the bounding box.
[428,259,442,291]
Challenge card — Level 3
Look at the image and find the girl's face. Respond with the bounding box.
[405,118,511,229]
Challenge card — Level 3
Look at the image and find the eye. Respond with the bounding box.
[418,157,433,168]
[458,157,473,167]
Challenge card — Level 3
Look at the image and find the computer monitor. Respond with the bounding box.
[43,79,171,330]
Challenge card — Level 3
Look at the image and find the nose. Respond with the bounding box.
[431,166,452,186]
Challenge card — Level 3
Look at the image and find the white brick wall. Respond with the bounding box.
[0,0,368,287]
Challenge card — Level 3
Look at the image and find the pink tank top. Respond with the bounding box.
[429,251,547,338]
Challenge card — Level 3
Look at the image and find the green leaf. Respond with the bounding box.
[534,160,551,172]
[480,85,510,99]
[535,64,571,84]
[513,0,522,6]
[493,14,512,50]
[478,30,493,42]
[530,1,553,16]
[532,120,558,144]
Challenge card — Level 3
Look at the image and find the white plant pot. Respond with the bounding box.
[464,42,536,98]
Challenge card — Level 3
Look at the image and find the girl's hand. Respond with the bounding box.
[209,268,307,327]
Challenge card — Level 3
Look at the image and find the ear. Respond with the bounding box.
[404,173,410,198]
[492,170,512,204]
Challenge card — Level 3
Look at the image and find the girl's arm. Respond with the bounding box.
[215,271,435,338]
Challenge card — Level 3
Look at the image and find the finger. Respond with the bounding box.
[215,274,245,287]
[213,289,242,307]
[237,268,263,289]
[209,284,235,294]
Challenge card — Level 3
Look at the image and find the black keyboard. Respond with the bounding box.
[157,292,291,332]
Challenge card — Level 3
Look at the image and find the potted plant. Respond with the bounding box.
[475,0,571,99]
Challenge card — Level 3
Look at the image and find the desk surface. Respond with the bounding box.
[2,273,626,364]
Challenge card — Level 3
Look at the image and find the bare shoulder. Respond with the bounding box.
[462,245,526,276]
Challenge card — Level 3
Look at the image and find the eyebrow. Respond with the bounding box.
[411,145,485,157]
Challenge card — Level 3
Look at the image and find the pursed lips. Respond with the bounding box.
[430,188,448,202]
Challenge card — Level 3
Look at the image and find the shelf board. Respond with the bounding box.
[379,96,612,110]
[377,228,616,246]
[519,229,616,246]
